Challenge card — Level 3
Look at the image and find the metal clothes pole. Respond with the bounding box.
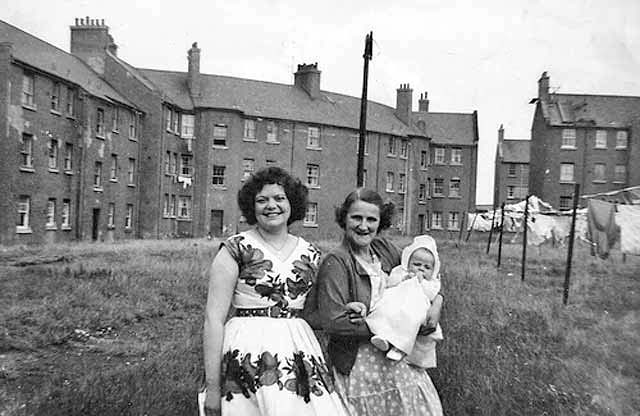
[563,183,580,305]
[466,212,478,242]
[356,31,373,187]
[458,210,466,243]
[487,207,497,254]
[498,202,505,267]
[521,195,530,281]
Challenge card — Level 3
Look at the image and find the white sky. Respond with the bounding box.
[3,0,640,204]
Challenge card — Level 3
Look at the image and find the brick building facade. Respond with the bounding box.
[0,18,479,244]
[530,72,640,210]
[493,124,529,207]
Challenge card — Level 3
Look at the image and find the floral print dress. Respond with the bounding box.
[219,231,347,416]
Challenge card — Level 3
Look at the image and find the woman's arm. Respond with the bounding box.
[422,293,443,330]
[316,255,372,339]
[203,247,238,414]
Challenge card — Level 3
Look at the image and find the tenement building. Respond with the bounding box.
[0,18,479,244]
[493,124,529,207]
[530,72,640,210]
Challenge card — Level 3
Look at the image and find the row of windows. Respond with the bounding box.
[165,108,196,139]
[416,178,462,199]
[561,129,628,150]
[16,196,72,233]
[163,194,192,219]
[507,163,529,177]
[106,203,135,229]
[417,211,462,231]
[560,163,627,183]
[507,186,528,200]
[165,152,193,177]
[96,107,139,139]
[22,72,76,117]
[93,157,137,189]
[212,122,320,149]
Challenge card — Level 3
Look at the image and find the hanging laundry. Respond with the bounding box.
[527,214,555,246]
[615,205,640,255]
[587,199,619,259]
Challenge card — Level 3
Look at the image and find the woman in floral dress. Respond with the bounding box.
[202,167,347,416]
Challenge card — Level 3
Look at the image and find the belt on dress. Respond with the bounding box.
[234,306,303,319]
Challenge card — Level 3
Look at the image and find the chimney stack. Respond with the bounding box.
[70,17,116,72]
[498,124,504,143]
[538,71,549,102]
[418,91,429,112]
[395,83,413,125]
[294,63,321,99]
[187,42,201,97]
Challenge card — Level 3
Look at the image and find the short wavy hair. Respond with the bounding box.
[237,167,308,226]
[335,188,395,231]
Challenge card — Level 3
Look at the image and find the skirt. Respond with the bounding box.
[219,316,347,416]
[334,343,443,416]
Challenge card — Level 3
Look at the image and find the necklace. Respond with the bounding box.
[256,228,289,252]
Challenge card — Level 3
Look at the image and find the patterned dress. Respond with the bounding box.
[219,231,347,416]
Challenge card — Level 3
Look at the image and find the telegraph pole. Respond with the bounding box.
[357,31,373,187]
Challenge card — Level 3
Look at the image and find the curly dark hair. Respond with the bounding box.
[335,188,395,231]
[237,167,308,226]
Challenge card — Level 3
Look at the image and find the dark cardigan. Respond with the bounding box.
[308,236,401,375]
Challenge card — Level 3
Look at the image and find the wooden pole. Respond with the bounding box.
[563,183,580,305]
[487,207,497,254]
[498,202,505,267]
[466,212,478,242]
[356,32,373,187]
[521,195,530,281]
[457,210,466,244]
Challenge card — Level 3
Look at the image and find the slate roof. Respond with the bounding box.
[139,68,423,137]
[501,139,529,163]
[0,20,133,107]
[412,111,478,145]
[540,93,640,129]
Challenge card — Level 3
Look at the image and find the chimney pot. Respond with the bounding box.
[75,18,79,25]
[86,16,90,25]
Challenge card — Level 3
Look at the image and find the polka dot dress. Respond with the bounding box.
[333,343,443,416]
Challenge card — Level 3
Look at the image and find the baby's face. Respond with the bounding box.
[408,248,435,280]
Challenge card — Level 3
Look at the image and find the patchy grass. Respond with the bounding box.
[0,237,638,415]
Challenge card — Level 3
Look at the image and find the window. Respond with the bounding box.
[419,184,426,201]
[20,134,33,168]
[165,151,171,174]
[362,169,367,187]
[304,202,318,226]
[508,186,515,199]
[448,211,460,230]
[451,148,462,165]
[559,196,573,210]
[112,107,119,132]
[46,199,56,228]
[593,163,606,182]
[212,165,226,186]
[213,124,227,147]
[243,158,255,180]
[243,119,256,141]
[560,163,574,182]
[431,211,443,229]
[449,178,461,197]
[307,164,319,187]
[94,161,102,188]
[173,110,180,133]
[17,196,31,231]
[616,131,628,149]
[266,121,278,143]
[615,165,626,183]
[178,196,191,218]
[107,203,115,228]
[357,134,369,155]
[171,152,178,175]
[561,129,576,148]
[64,143,73,172]
[516,186,528,199]
[397,208,405,229]
[399,140,408,158]
[387,137,397,156]
[96,108,105,137]
[427,178,431,197]
[266,159,277,167]
[22,72,35,107]
[433,178,444,196]
[181,114,195,138]
[386,172,394,192]
[48,139,58,170]
[125,204,133,229]
[170,195,177,216]
[165,108,172,131]
[307,126,320,148]
[398,173,406,194]
[180,155,193,176]
[163,194,170,217]
[420,150,428,168]
[109,155,118,181]
[595,130,607,149]
[128,158,136,185]
[61,199,71,228]
[508,163,517,177]
[51,82,60,112]
[434,148,445,164]
[66,88,75,116]
[129,111,138,139]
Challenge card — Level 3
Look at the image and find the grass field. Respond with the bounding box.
[1,236,638,415]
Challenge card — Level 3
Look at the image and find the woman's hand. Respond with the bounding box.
[203,388,221,416]
[424,294,443,327]
[345,302,367,324]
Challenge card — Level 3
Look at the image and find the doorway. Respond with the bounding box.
[92,208,100,241]
[210,210,224,237]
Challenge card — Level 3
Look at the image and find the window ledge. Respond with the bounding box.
[560,146,577,150]
[93,187,104,193]
[306,146,322,151]
[48,168,59,173]
[434,162,446,166]
[124,227,133,233]
[398,191,406,195]
[110,179,118,183]
[385,189,394,193]
[613,180,626,184]
[50,109,61,116]
[243,138,257,142]
[128,183,136,188]
[64,170,74,175]
[112,129,120,134]
[107,225,115,230]
[387,154,397,158]
[450,162,463,166]
[418,201,426,205]
[95,134,105,140]
[45,225,57,231]
[449,195,462,199]
[61,226,72,231]
[400,156,408,160]
[420,167,428,171]
[615,146,627,150]
[593,147,607,150]
[303,223,319,228]
[129,137,138,142]
[212,145,229,150]
[266,141,281,145]
[308,186,321,190]
[559,181,575,184]
[212,185,228,190]
[19,166,35,173]
[16,227,33,234]
[66,114,76,120]
[447,228,460,231]
[592,180,606,184]
[177,217,192,222]
[432,194,444,198]
[22,104,37,112]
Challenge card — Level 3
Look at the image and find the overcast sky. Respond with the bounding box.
[4,0,640,204]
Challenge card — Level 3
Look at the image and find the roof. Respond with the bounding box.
[501,139,529,163]
[540,93,640,129]
[139,68,423,137]
[412,111,478,145]
[0,20,133,107]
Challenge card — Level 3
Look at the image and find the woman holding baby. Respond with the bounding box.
[306,188,444,415]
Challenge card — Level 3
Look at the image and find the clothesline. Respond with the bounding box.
[580,185,640,204]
